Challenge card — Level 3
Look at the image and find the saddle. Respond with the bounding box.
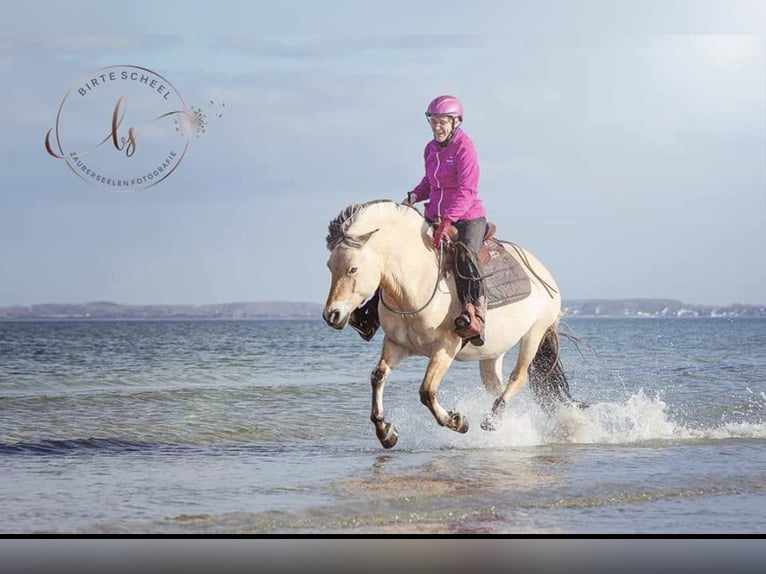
[445,222,496,265]
[445,223,532,310]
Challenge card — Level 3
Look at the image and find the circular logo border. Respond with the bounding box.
[46,65,192,193]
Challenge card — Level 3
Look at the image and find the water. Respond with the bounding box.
[1,318,764,534]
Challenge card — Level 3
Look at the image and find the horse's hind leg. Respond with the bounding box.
[479,354,505,397]
[370,336,408,449]
[481,324,548,431]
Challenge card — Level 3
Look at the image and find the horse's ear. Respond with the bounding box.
[347,228,379,247]
[357,228,379,244]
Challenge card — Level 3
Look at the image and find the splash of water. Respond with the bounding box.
[393,387,766,450]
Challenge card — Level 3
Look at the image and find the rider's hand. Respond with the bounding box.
[402,192,416,206]
[433,218,452,249]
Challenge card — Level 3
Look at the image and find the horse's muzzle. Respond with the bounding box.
[322,307,347,330]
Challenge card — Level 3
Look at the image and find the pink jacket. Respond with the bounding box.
[409,128,485,222]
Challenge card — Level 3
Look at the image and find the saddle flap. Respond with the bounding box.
[445,236,532,310]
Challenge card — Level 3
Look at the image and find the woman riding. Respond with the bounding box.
[403,94,487,346]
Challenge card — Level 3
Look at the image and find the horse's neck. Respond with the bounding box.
[378,231,441,310]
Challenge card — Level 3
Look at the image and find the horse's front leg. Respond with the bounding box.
[419,348,468,433]
[370,336,407,449]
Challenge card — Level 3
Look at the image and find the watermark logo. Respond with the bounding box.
[45,65,221,192]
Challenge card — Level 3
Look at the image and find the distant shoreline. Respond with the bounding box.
[0,316,321,322]
[0,299,764,320]
[2,316,765,324]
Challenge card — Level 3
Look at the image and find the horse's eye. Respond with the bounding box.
[349,267,358,276]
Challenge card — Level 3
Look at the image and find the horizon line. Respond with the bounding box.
[1,298,765,308]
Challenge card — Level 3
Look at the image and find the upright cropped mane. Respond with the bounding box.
[326,200,423,250]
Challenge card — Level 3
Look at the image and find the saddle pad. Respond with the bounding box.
[480,239,531,309]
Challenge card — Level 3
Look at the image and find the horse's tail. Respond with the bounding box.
[528,323,588,413]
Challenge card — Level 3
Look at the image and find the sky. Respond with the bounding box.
[1,2,765,307]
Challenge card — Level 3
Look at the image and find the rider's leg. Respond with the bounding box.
[453,217,487,346]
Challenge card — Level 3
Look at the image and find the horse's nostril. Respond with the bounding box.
[323,309,340,326]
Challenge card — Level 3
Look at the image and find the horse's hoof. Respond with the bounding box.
[447,410,469,434]
[481,413,500,432]
[482,398,506,431]
[378,423,398,449]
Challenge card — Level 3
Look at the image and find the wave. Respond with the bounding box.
[0,437,156,455]
[0,436,327,457]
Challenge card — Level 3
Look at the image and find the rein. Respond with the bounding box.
[379,242,445,316]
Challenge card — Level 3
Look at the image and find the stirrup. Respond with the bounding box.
[455,323,485,346]
[458,321,485,346]
[468,333,485,346]
[454,309,485,346]
[454,313,472,331]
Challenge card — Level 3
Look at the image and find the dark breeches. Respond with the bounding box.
[453,217,486,306]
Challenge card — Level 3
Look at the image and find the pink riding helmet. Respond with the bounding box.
[425,95,463,121]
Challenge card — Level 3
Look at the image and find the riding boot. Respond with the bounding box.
[454,295,486,346]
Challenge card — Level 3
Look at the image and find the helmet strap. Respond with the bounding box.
[437,118,460,148]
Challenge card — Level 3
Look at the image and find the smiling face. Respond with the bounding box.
[428,114,457,143]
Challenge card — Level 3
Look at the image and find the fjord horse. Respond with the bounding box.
[323,200,582,448]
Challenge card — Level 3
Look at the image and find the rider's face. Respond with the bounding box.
[428,115,456,143]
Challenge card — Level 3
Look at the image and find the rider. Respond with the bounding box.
[403,95,487,346]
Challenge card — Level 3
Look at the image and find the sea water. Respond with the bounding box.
[0,318,764,533]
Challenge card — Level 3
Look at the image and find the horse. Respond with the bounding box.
[322,199,583,449]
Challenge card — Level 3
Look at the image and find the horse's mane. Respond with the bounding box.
[326,200,423,250]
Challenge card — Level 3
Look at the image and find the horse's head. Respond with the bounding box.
[323,229,381,329]
[323,200,430,330]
